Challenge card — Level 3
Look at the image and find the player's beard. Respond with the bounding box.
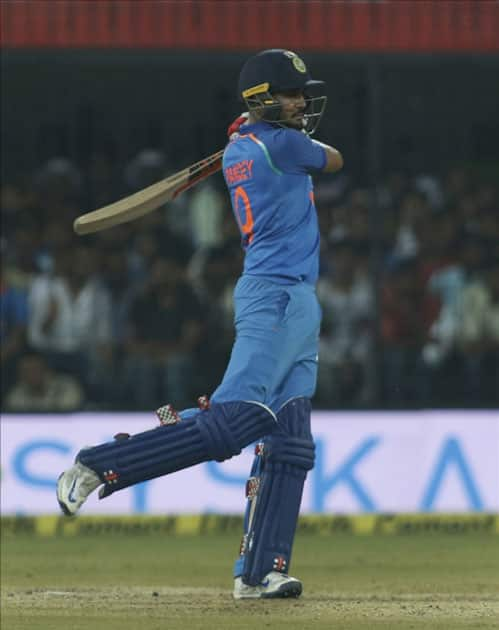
[283,111,305,131]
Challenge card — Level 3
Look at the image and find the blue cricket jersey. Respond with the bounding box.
[223,121,327,285]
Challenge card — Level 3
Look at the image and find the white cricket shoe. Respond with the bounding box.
[57,461,101,516]
[233,571,302,599]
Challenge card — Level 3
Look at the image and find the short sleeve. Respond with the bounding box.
[268,128,327,174]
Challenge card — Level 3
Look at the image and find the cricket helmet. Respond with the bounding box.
[238,49,327,135]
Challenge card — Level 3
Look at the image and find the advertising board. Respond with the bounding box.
[1,411,498,515]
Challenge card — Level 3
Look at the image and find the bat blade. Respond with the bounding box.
[73,149,224,235]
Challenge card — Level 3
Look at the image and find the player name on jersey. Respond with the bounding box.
[224,159,254,184]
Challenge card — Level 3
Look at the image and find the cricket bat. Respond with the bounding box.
[73,149,224,235]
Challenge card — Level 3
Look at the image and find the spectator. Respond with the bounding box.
[377,171,411,212]
[452,256,499,405]
[128,230,161,285]
[380,256,441,405]
[316,239,374,406]
[191,243,241,393]
[122,255,203,409]
[96,246,139,407]
[4,215,42,278]
[34,157,83,223]
[391,190,431,260]
[36,221,75,274]
[27,244,113,397]
[100,246,137,349]
[189,180,226,249]
[128,216,194,285]
[423,231,491,376]
[5,352,84,412]
[414,210,460,285]
[1,266,29,396]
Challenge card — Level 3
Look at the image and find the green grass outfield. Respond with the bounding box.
[2,516,499,630]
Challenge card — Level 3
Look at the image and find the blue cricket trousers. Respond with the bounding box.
[211,275,321,412]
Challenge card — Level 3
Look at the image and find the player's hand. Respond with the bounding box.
[227,112,249,140]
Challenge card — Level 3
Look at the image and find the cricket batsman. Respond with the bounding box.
[57,49,343,599]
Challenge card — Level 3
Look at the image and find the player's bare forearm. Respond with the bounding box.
[312,140,344,173]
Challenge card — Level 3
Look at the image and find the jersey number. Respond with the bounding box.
[233,186,254,244]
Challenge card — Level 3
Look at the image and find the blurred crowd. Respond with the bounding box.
[1,150,498,412]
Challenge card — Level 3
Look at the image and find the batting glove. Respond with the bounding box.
[227,112,249,140]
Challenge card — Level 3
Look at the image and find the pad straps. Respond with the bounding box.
[240,397,315,585]
[78,400,276,498]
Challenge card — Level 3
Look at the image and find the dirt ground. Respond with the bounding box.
[2,530,499,629]
[3,586,499,630]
